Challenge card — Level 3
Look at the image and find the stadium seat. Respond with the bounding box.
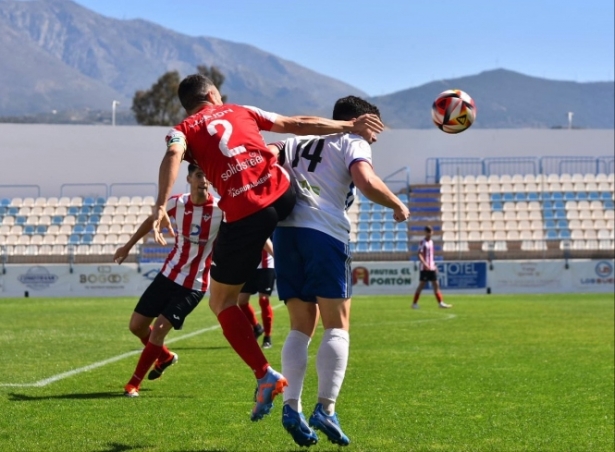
[382,242,395,252]
[395,232,408,242]
[357,222,369,232]
[356,242,369,252]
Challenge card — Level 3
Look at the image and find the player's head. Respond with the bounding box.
[178,74,223,114]
[424,226,433,240]
[333,96,381,143]
[332,96,381,121]
[187,163,209,196]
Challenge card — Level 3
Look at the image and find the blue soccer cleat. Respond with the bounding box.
[251,367,288,421]
[308,403,350,446]
[282,404,318,447]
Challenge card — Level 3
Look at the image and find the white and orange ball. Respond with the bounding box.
[431,89,476,134]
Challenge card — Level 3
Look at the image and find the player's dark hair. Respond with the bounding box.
[188,163,200,174]
[178,74,215,112]
[425,226,433,233]
[332,96,381,121]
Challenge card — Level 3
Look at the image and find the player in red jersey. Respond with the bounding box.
[412,226,452,309]
[114,164,223,397]
[238,240,276,349]
[150,74,384,421]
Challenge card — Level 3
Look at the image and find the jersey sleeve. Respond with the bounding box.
[166,126,195,164]
[345,136,373,170]
[166,195,179,218]
[242,105,278,131]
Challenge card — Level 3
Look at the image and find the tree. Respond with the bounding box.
[132,71,183,126]
[197,65,228,103]
[132,66,228,126]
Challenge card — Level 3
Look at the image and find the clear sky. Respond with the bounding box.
[74,0,614,96]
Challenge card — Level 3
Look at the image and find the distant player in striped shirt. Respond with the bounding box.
[412,226,452,309]
[113,163,223,397]
[238,241,276,349]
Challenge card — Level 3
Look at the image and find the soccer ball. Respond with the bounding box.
[431,89,476,134]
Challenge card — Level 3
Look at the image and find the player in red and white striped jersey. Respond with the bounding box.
[239,241,276,349]
[412,226,452,309]
[114,164,222,397]
[150,73,384,420]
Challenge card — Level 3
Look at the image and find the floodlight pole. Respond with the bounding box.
[567,112,574,130]
[112,100,120,126]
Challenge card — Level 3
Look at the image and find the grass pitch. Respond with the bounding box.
[0,293,613,451]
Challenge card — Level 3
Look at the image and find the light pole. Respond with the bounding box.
[567,112,574,130]
[112,100,120,126]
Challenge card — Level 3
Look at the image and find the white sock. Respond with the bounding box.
[282,329,311,411]
[316,328,350,414]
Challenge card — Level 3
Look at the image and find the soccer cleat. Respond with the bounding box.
[251,367,288,422]
[147,352,178,381]
[308,403,350,446]
[253,324,265,339]
[411,303,420,309]
[438,302,453,309]
[282,404,318,447]
[262,336,272,349]
[123,384,139,398]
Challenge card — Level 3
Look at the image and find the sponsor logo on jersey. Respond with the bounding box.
[189,108,235,128]
[227,173,272,197]
[221,152,265,181]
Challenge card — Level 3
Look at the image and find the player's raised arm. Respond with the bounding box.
[270,113,384,140]
[113,216,155,265]
[350,161,410,223]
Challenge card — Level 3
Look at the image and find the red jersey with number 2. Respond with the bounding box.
[167,104,290,222]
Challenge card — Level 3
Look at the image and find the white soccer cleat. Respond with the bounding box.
[438,302,453,309]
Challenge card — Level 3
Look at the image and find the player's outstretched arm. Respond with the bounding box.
[152,144,183,244]
[351,161,410,223]
[114,217,155,264]
[270,114,384,140]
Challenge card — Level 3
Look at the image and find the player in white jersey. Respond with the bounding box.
[269,96,410,447]
[114,164,223,397]
[238,240,276,349]
[412,226,452,309]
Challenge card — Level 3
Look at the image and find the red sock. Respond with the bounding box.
[218,306,269,379]
[413,292,420,304]
[436,291,443,303]
[239,303,259,327]
[139,326,173,362]
[127,341,162,388]
[259,295,273,336]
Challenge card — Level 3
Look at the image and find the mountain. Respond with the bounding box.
[0,0,365,117]
[369,69,614,129]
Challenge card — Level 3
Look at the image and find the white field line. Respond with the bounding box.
[0,303,285,388]
[0,304,455,388]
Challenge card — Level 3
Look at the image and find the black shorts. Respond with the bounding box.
[210,185,295,285]
[419,270,438,282]
[241,268,276,295]
[134,273,204,330]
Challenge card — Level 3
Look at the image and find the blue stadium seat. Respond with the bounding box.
[88,215,100,224]
[36,225,47,235]
[382,242,395,252]
[398,194,408,203]
[527,193,539,201]
[514,193,526,201]
[369,232,382,242]
[383,211,395,222]
[543,201,553,210]
[357,232,369,243]
[492,202,503,211]
[371,204,383,213]
[349,242,356,253]
[67,206,80,216]
[73,224,85,234]
[604,200,614,210]
[96,197,106,206]
[368,242,382,252]
[552,193,563,201]
[545,230,558,240]
[543,210,554,220]
[553,201,565,210]
[382,222,395,231]
[564,192,575,201]
[8,207,19,216]
[359,212,370,222]
[556,219,568,229]
[600,192,611,201]
[395,232,408,242]
[359,203,371,213]
[369,222,382,232]
[540,193,552,201]
[76,214,88,224]
[83,197,96,207]
[490,193,502,202]
[81,234,94,244]
[395,223,407,232]
[588,192,600,201]
[383,231,395,241]
[92,205,104,215]
[502,193,514,202]
[559,230,571,239]
[371,212,383,222]
[357,222,369,232]
[576,192,588,201]
[544,220,556,230]
[554,210,567,220]
[52,216,63,225]
[395,242,407,252]
[356,242,369,252]
[0,206,6,215]
[85,224,96,234]
[68,234,80,245]
[23,225,35,235]
[0,198,10,207]
[80,206,91,215]
[15,216,26,225]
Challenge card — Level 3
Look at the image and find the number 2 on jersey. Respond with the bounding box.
[292,138,324,172]
[207,119,246,157]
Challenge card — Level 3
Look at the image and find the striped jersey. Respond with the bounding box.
[257,250,274,269]
[275,133,373,243]
[418,238,435,271]
[166,104,290,223]
[161,193,223,291]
